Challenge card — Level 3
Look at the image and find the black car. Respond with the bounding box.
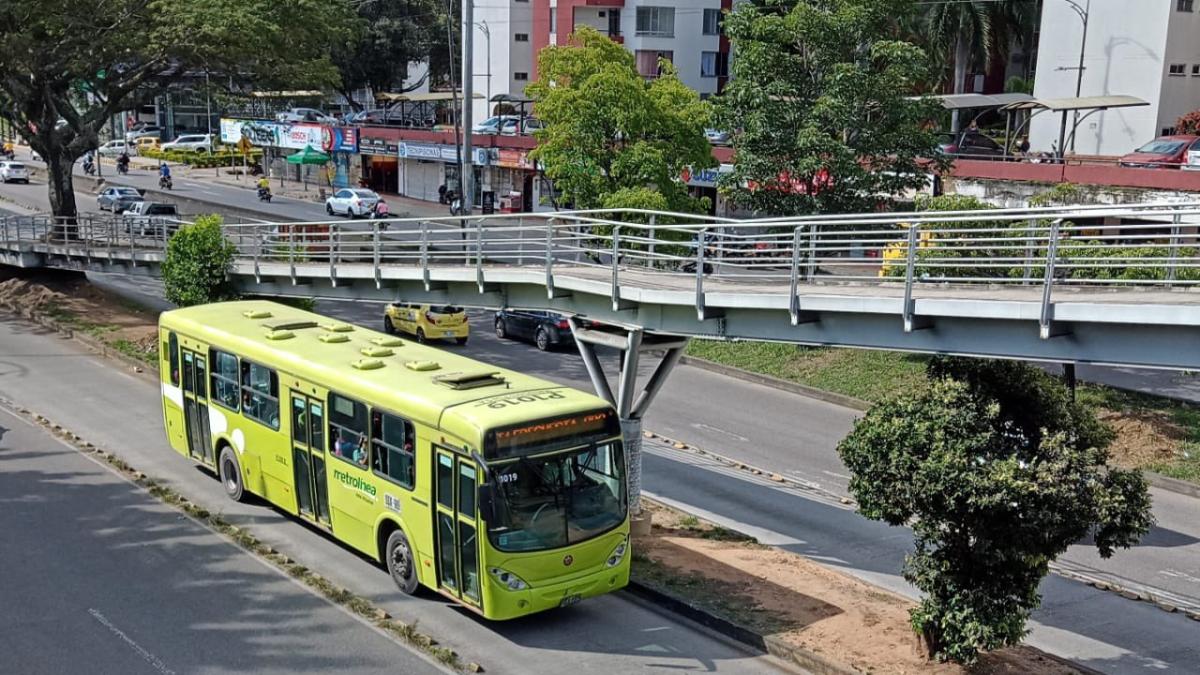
[937,131,1007,160]
[494,310,576,351]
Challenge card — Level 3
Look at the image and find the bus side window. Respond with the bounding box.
[370,410,415,489]
[240,361,279,430]
[329,392,368,466]
[209,349,241,411]
[167,332,179,386]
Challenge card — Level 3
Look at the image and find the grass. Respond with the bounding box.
[43,302,116,337]
[686,340,930,404]
[687,340,1200,485]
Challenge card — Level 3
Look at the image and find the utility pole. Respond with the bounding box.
[477,21,492,116]
[461,0,474,215]
[1055,0,1089,155]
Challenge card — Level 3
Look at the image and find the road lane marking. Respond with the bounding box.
[690,422,748,442]
[88,608,176,675]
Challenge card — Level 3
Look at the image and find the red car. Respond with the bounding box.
[1118,135,1200,168]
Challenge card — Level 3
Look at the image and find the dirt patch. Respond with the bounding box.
[1098,408,1185,469]
[0,269,160,362]
[637,500,1085,675]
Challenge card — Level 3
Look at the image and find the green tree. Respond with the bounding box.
[162,215,238,307]
[331,0,446,108]
[837,357,1153,664]
[716,0,944,216]
[0,0,352,227]
[526,27,714,218]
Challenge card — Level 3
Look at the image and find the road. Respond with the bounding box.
[0,402,448,675]
[0,319,792,673]
[9,280,1200,673]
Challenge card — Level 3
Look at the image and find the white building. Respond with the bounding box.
[469,1,537,122]
[1031,0,1200,156]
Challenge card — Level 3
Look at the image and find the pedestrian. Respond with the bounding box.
[438,184,448,204]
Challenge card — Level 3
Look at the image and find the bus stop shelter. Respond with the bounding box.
[999,95,1149,158]
[926,93,1034,153]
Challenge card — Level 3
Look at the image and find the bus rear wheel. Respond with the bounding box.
[386,529,419,595]
[219,446,246,503]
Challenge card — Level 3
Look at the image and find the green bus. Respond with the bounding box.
[158,301,629,619]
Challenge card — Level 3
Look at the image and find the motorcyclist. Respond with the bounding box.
[158,162,171,187]
[1,140,13,158]
[82,151,96,175]
[372,199,389,219]
[116,152,130,174]
[256,176,271,201]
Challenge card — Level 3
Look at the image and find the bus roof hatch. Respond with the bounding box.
[433,371,507,390]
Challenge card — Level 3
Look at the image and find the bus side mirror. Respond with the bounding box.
[478,483,498,523]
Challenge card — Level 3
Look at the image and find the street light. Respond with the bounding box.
[475,20,492,117]
[1054,0,1090,155]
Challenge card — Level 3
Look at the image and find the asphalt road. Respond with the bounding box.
[10,282,1200,673]
[0,319,792,674]
[0,403,447,675]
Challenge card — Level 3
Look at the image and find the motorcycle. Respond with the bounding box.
[0,148,14,161]
[117,160,129,175]
[159,174,172,190]
[257,186,272,202]
[82,159,96,176]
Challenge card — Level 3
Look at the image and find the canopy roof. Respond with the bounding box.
[249,90,324,99]
[490,93,533,104]
[927,93,1034,110]
[375,91,485,102]
[999,95,1149,112]
[285,144,330,164]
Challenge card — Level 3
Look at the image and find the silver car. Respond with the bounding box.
[0,161,30,183]
[97,186,144,212]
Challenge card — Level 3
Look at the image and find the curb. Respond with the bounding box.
[626,580,861,675]
[678,355,872,411]
[679,355,1200,502]
[0,304,159,385]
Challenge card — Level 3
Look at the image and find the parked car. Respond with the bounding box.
[125,125,162,142]
[134,136,161,153]
[705,128,731,145]
[161,134,215,153]
[97,140,135,157]
[97,186,144,212]
[493,310,582,351]
[122,201,180,236]
[0,161,30,183]
[472,115,519,134]
[937,131,1006,159]
[276,107,336,124]
[1118,135,1200,168]
[498,117,544,136]
[384,303,469,344]
[325,188,380,217]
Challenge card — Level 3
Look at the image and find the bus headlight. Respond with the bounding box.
[606,537,629,568]
[488,566,529,591]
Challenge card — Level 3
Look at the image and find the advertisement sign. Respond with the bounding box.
[277,123,325,150]
[220,118,278,147]
[359,136,395,155]
[682,163,733,188]
[398,142,461,163]
[330,127,358,153]
[495,149,533,170]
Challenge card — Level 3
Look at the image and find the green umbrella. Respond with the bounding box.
[285,144,329,190]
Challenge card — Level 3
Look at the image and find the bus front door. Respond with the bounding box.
[434,449,481,607]
[290,391,331,527]
[180,349,214,466]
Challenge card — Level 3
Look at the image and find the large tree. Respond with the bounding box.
[331,0,446,108]
[0,0,352,228]
[526,27,714,217]
[837,357,1153,664]
[715,0,943,216]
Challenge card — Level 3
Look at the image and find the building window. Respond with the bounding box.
[1163,127,1178,136]
[636,50,674,78]
[636,7,675,37]
[514,72,528,81]
[515,33,529,42]
[1178,0,1194,11]
[1193,65,1200,76]
[701,51,728,78]
[1169,63,1187,76]
[702,8,722,35]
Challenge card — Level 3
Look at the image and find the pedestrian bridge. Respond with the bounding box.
[5,203,1200,370]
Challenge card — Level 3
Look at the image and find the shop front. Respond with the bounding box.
[397,142,456,203]
[359,132,401,194]
[488,149,537,213]
[683,164,734,216]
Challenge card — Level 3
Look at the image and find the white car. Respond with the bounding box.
[97,140,135,157]
[161,134,215,153]
[499,117,544,136]
[325,188,380,218]
[125,126,162,142]
[276,108,336,124]
[472,115,520,134]
[0,161,29,183]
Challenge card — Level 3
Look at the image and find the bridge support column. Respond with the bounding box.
[567,318,688,532]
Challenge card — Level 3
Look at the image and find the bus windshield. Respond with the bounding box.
[488,441,625,552]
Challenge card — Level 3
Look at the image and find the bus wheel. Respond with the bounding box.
[219,446,246,503]
[386,529,419,595]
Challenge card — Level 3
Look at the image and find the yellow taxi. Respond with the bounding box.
[135,136,161,153]
[383,303,469,345]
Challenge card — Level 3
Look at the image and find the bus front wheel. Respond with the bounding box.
[386,529,420,595]
[219,446,247,503]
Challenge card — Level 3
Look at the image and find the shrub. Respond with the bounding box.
[161,214,238,306]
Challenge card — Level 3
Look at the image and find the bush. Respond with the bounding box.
[161,214,238,306]
[837,357,1153,664]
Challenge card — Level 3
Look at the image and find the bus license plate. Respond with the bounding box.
[559,594,581,608]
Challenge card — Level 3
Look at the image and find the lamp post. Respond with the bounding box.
[475,21,492,117]
[1054,0,1090,155]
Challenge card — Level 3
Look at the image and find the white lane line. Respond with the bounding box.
[690,422,749,442]
[87,608,176,675]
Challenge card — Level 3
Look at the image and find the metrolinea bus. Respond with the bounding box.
[158,301,629,619]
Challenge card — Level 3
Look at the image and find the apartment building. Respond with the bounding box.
[471,0,537,121]
[1031,0,1200,156]
[530,0,733,97]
